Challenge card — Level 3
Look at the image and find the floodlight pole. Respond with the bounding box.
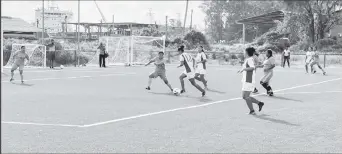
[76,0,80,67]
[42,0,45,43]
[1,0,3,73]
[242,24,246,44]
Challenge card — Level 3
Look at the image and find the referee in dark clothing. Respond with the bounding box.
[46,39,56,69]
[98,43,106,68]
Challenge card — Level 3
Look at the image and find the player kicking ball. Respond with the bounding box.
[145,51,173,92]
[310,50,326,75]
[194,46,208,90]
[238,47,264,115]
[177,45,206,97]
[10,46,29,84]
[256,49,276,96]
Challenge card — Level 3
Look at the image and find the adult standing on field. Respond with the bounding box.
[98,42,106,68]
[46,39,56,69]
[283,47,290,68]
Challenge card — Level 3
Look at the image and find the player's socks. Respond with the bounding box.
[146,87,151,90]
[258,102,264,112]
[10,78,14,82]
[249,110,256,115]
[323,72,326,75]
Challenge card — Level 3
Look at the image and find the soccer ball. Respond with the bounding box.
[60,65,64,69]
[173,88,181,96]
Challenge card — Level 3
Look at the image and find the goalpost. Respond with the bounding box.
[4,44,47,69]
[85,35,165,66]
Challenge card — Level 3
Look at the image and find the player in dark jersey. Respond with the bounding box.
[10,46,29,83]
[177,45,206,97]
[145,52,173,91]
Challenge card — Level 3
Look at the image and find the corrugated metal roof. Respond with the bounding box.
[1,16,41,33]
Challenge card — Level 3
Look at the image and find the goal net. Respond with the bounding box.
[4,44,46,68]
[85,35,165,66]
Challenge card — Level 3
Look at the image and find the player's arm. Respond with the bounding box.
[198,53,207,63]
[178,61,184,68]
[145,58,155,66]
[177,55,184,68]
[238,59,255,73]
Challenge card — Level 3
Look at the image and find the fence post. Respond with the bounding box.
[324,53,326,68]
[75,50,77,67]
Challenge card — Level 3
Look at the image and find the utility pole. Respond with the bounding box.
[147,8,154,24]
[166,15,170,63]
[42,0,45,43]
[1,0,3,73]
[112,14,115,35]
[189,9,193,30]
[183,0,189,35]
[76,0,80,67]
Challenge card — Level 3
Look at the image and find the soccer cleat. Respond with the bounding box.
[145,87,151,90]
[253,88,259,93]
[258,102,264,112]
[10,78,14,82]
[202,91,206,97]
[180,89,186,94]
[21,81,24,84]
[268,92,274,96]
[323,72,326,75]
[249,110,256,115]
[312,70,317,74]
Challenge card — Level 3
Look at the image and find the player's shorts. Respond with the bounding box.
[242,82,255,92]
[182,70,195,79]
[48,51,56,60]
[11,64,24,71]
[310,61,319,66]
[195,68,206,75]
[149,70,167,80]
[260,71,273,83]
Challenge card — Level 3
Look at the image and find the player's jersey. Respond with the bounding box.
[241,57,255,84]
[263,56,275,73]
[195,52,207,70]
[153,57,166,71]
[312,52,319,62]
[13,51,29,66]
[179,53,195,73]
[306,51,314,63]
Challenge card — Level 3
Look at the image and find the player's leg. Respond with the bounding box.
[99,55,102,67]
[51,52,55,69]
[316,63,326,75]
[194,72,201,81]
[19,66,24,83]
[179,73,187,93]
[160,73,173,91]
[103,55,106,67]
[242,91,255,114]
[146,72,157,90]
[305,63,309,73]
[10,64,19,81]
[199,74,208,89]
[189,78,205,96]
[242,83,264,114]
[310,62,317,74]
[286,57,290,67]
[283,57,286,68]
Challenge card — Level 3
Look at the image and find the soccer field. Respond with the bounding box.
[2,65,342,153]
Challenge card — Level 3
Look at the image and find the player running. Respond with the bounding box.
[238,47,264,115]
[305,47,315,74]
[177,45,206,97]
[10,46,29,83]
[252,51,260,93]
[194,46,208,90]
[145,51,173,92]
[310,50,326,75]
[257,49,276,96]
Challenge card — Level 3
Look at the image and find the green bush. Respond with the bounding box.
[314,38,337,49]
[183,30,210,50]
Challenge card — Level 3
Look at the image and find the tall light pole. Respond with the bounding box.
[42,0,45,43]
[1,0,4,73]
[76,0,80,67]
[183,0,189,35]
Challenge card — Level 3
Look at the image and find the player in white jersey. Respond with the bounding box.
[310,50,326,75]
[238,47,264,115]
[177,45,206,97]
[305,47,315,74]
[145,52,173,91]
[194,46,208,89]
[10,46,30,83]
[257,49,276,96]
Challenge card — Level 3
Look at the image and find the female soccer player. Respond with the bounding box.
[310,48,326,75]
[194,46,208,90]
[145,51,173,92]
[305,47,315,74]
[238,47,264,115]
[177,45,206,97]
[10,46,29,83]
[257,49,276,96]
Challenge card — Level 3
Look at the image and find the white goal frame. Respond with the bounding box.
[89,35,165,66]
[4,43,47,68]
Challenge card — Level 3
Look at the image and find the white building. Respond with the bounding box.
[35,4,73,35]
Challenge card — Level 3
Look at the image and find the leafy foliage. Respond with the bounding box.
[183,30,210,50]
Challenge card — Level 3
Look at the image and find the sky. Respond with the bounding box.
[2,0,206,31]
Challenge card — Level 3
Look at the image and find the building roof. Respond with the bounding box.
[64,22,158,27]
[236,11,285,25]
[2,16,41,33]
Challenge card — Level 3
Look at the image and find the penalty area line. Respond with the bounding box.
[82,77,342,128]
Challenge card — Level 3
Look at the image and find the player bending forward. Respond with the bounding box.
[10,46,29,83]
[238,47,264,115]
[257,49,276,96]
[194,46,208,90]
[177,45,206,97]
[310,50,326,75]
[145,52,173,92]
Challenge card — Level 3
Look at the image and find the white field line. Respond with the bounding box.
[1,73,136,83]
[2,78,341,128]
[81,77,342,128]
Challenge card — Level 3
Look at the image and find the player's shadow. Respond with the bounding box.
[253,114,300,126]
[148,91,213,102]
[206,88,226,94]
[259,95,302,102]
[11,82,34,86]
